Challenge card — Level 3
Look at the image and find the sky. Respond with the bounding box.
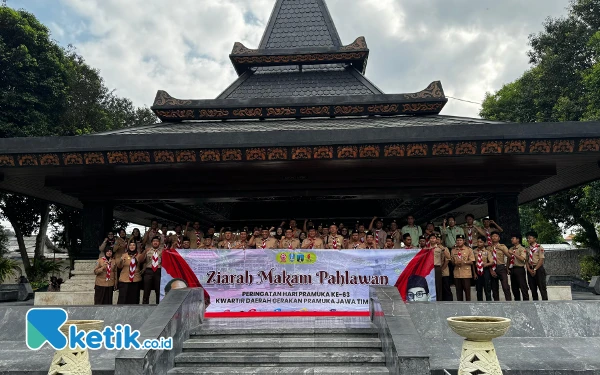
[8,0,572,118]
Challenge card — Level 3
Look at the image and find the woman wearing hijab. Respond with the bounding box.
[117,240,146,304]
[94,247,116,305]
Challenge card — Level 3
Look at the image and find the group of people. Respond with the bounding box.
[93,214,548,305]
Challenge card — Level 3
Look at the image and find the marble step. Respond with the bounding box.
[168,366,390,374]
[183,337,382,352]
[174,351,386,367]
[190,326,379,338]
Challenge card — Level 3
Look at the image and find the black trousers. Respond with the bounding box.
[510,266,529,301]
[475,268,492,301]
[434,266,443,301]
[442,276,453,301]
[143,268,161,304]
[117,281,140,305]
[491,264,512,301]
[527,265,548,300]
[94,285,114,305]
[455,278,471,301]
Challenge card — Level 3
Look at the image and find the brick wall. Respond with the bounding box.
[544,248,594,277]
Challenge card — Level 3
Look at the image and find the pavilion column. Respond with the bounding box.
[487,193,520,246]
[80,201,113,260]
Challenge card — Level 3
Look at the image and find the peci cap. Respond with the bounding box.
[456,234,465,239]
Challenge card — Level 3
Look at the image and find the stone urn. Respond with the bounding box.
[48,320,104,375]
[447,316,511,375]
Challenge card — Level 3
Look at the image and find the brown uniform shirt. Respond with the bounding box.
[143,247,162,271]
[486,244,509,268]
[187,230,204,249]
[461,225,481,248]
[509,245,527,267]
[324,235,345,250]
[441,247,451,277]
[302,237,324,249]
[372,229,387,249]
[528,244,545,266]
[118,253,145,283]
[346,241,366,249]
[255,237,279,249]
[388,230,402,247]
[234,240,250,249]
[218,240,236,249]
[170,234,184,249]
[112,238,128,259]
[94,257,117,287]
[364,243,379,250]
[433,246,443,267]
[280,238,301,249]
[451,246,475,279]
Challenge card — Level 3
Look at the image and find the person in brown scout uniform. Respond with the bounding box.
[94,247,116,305]
[251,228,279,249]
[287,220,302,238]
[234,229,250,250]
[200,236,217,249]
[368,217,387,249]
[346,232,365,249]
[526,231,548,300]
[301,226,324,249]
[423,223,435,248]
[117,241,146,305]
[357,223,367,243]
[451,234,475,301]
[170,224,184,249]
[488,231,512,301]
[99,231,117,255]
[437,233,453,301]
[473,236,492,301]
[508,233,529,301]
[402,233,415,249]
[142,219,163,248]
[142,236,162,305]
[384,235,396,249]
[181,236,192,250]
[218,228,236,249]
[461,214,480,249]
[280,228,301,250]
[418,235,427,249]
[431,234,444,299]
[387,220,402,248]
[186,221,204,249]
[324,224,344,250]
[476,218,504,246]
[364,232,378,250]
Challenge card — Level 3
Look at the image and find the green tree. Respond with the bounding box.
[481,0,600,250]
[519,204,563,244]
[0,8,155,279]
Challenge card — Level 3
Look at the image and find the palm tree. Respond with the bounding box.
[0,257,20,283]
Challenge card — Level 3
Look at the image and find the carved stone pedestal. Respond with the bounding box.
[447,316,511,375]
[47,320,103,375]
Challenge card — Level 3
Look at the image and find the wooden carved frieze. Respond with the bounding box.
[199,109,229,118]
[84,152,105,165]
[578,138,600,152]
[455,142,477,155]
[367,104,399,114]
[267,108,296,116]
[314,146,333,159]
[403,81,444,99]
[299,107,329,115]
[176,150,197,162]
[359,145,380,158]
[529,140,551,153]
[384,144,405,157]
[552,140,574,153]
[337,146,358,159]
[107,151,128,164]
[432,143,454,156]
[504,140,526,154]
[155,110,194,119]
[481,141,503,155]
[267,148,288,160]
[198,150,219,162]
[0,155,15,167]
[246,148,266,161]
[221,149,242,161]
[129,151,150,163]
[233,52,366,64]
[334,106,363,115]
[63,153,83,165]
[401,103,444,113]
[340,36,368,51]
[291,147,312,160]
[233,108,263,117]
[39,154,60,166]
[18,154,38,166]
[153,90,192,106]
[406,144,428,157]
[154,150,175,163]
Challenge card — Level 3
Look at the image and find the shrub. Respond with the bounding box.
[580,255,600,282]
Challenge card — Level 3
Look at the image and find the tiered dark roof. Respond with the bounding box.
[151,0,446,122]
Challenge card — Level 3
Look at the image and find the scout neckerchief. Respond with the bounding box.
[226,241,233,250]
[375,230,381,246]
[309,238,315,249]
[476,249,484,276]
[509,246,516,269]
[103,257,111,281]
[466,226,474,247]
[366,243,375,249]
[261,238,267,249]
[195,231,201,248]
[352,242,359,249]
[129,255,137,282]
[332,236,339,250]
[107,238,115,250]
[176,235,182,249]
[491,245,498,271]
[485,228,492,246]
[286,239,293,250]
[529,243,539,264]
[151,248,159,272]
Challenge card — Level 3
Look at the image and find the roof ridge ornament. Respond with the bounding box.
[340,37,368,51]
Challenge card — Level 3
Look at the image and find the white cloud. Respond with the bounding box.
[46,0,570,117]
